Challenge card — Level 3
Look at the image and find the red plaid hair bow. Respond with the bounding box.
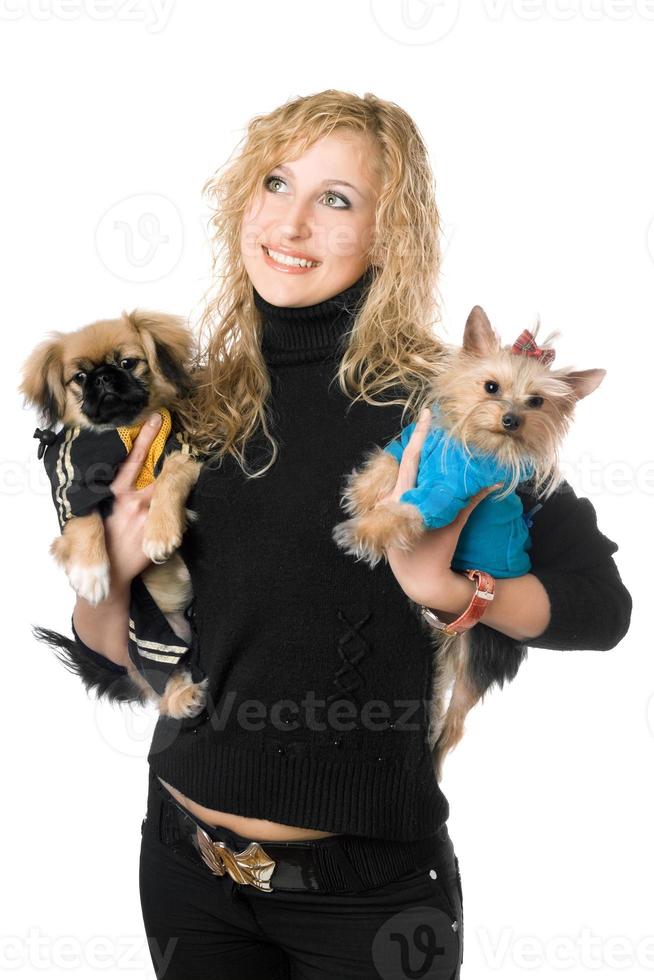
[511,329,555,367]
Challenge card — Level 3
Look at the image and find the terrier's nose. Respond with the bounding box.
[501,413,522,431]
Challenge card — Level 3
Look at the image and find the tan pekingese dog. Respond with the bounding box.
[19,309,208,719]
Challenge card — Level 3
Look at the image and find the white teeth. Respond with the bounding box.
[264,246,320,268]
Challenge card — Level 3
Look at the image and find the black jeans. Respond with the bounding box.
[139,770,464,980]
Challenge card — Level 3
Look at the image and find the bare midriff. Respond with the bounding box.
[156,776,338,841]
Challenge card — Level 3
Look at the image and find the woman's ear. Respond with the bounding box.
[368,242,386,270]
[18,334,67,427]
[125,309,195,399]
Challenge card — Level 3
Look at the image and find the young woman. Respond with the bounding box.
[69,90,632,980]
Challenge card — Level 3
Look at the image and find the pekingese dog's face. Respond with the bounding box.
[19,309,195,430]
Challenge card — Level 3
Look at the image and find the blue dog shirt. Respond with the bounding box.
[383,417,535,577]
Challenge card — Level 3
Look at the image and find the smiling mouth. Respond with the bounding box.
[262,245,322,269]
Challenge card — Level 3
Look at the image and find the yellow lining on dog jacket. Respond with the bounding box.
[116,407,173,489]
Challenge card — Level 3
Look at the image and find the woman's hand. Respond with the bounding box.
[379,407,501,611]
[103,412,164,595]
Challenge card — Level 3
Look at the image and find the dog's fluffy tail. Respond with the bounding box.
[31,625,148,706]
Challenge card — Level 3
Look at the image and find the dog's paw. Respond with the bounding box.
[142,534,182,564]
[159,672,208,719]
[340,452,400,518]
[67,562,111,605]
[332,518,384,568]
[142,510,184,563]
[333,501,423,567]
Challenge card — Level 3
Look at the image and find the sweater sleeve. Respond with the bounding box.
[516,479,632,651]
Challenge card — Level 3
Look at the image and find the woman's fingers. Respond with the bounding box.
[110,412,162,494]
[393,407,432,499]
[385,406,503,531]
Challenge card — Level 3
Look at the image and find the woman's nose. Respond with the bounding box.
[275,197,314,239]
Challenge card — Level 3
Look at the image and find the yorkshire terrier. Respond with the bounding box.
[333,305,606,778]
[19,309,207,719]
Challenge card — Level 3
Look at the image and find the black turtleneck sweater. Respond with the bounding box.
[73,272,632,840]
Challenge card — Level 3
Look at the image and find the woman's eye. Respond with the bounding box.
[264,175,350,209]
[265,175,285,193]
[120,358,138,370]
[527,395,544,408]
[320,189,350,209]
[484,380,500,394]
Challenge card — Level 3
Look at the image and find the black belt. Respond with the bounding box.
[148,775,455,895]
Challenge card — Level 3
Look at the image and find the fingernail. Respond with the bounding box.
[149,412,162,427]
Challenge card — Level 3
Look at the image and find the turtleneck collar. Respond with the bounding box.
[252,267,375,366]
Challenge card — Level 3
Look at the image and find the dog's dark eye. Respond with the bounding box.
[484,380,500,394]
[527,395,544,408]
[72,371,86,385]
[120,358,139,370]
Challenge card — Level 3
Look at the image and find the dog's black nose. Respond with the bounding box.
[501,413,522,431]
[93,368,116,390]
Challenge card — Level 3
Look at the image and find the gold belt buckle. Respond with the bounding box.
[195,826,276,892]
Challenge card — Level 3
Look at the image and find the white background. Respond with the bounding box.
[3,2,651,978]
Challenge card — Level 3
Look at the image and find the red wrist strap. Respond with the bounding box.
[421,569,495,635]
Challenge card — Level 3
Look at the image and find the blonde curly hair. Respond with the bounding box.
[178,88,446,477]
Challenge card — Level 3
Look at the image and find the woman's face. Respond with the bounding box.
[240,132,381,307]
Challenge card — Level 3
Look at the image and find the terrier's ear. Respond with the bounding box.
[560,368,606,402]
[124,309,195,399]
[463,306,501,357]
[18,334,67,427]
